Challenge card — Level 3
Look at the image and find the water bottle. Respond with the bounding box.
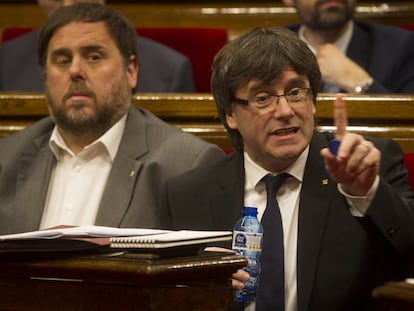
[232,206,263,302]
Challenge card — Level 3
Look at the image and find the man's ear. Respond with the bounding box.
[226,112,238,130]
[127,55,138,90]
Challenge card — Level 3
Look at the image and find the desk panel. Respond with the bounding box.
[0,251,247,311]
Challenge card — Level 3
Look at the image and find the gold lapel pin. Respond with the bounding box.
[129,170,135,177]
[322,179,329,185]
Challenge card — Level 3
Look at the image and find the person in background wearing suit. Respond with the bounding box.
[0,3,223,235]
[281,0,414,94]
[0,0,195,93]
[162,27,414,311]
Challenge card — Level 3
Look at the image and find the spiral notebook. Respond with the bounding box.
[110,230,232,255]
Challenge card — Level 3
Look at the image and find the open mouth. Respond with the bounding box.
[271,128,299,136]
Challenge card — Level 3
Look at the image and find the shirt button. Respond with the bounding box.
[64,203,73,211]
[386,227,396,239]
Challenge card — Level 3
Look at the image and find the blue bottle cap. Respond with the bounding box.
[328,139,341,156]
[243,206,258,216]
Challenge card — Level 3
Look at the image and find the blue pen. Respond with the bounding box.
[328,139,341,156]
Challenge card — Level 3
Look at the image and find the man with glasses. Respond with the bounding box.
[161,27,414,311]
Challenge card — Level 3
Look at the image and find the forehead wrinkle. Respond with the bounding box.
[247,75,310,94]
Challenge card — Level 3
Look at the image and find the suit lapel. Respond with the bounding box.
[95,107,147,227]
[347,22,370,72]
[13,134,54,232]
[210,152,245,229]
[296,132,336,311]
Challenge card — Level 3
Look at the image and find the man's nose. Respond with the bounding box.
[69,57,86,81]
[272,96,294,117]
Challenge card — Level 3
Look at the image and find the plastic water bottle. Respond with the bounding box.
[232,206,263,302]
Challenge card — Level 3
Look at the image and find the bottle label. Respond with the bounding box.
[232,231,262,251]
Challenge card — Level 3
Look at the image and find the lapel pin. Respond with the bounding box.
[129,170,135,177]
[322,179,329,185]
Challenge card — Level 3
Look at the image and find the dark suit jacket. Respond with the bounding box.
[287,20,414,93]
[0,28,195,93]
[163,131,414,311]
[0,106,224,234]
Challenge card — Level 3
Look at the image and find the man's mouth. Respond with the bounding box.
[67,93,91,103]
[271,128,299,136]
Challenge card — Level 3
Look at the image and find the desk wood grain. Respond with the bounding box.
[1,92,414,153]
[0,251,247,311]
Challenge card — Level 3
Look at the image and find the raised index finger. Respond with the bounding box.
[333,93,348,140]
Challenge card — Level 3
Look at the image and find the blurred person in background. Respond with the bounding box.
[0,0,195,93]
[282,0,414,93]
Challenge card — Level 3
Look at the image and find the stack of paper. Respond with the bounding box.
[0,226,232,258]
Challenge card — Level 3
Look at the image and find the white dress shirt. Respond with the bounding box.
[39,114,127,229]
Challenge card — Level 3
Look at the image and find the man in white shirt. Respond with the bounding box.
[0,3,223,234]
[282,0,414,93]
[162,27,414,311]
[0,0,195,92]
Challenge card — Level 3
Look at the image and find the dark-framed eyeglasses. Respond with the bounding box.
[232,87,312,114]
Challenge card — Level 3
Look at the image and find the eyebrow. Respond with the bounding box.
[248,76,309,94]
[50,44,107,57]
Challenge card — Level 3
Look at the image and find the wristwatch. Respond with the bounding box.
[354,77,373,93]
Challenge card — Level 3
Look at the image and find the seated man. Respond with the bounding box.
[0,0,195,93]
[282,0,414,93]
[0,3,223,234]
[162,27,414,310]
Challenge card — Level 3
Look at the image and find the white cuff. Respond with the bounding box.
[337,175,380,217]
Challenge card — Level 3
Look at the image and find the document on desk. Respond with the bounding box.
[0,226,232,258]
[0,225,169,240]
[0,226,171,255]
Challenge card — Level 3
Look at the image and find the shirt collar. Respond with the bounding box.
[49,112,128,161]
[244,146,309,189]
[298,21,354,55]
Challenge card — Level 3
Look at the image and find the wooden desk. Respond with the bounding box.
[0,251,247,311]
[372,281,414,311]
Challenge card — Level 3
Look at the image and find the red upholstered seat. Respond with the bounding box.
[1,27,33,42]
[400,25,414,32]
[404,153,414,193]
[137,28,228,93]
[1,27,228,93]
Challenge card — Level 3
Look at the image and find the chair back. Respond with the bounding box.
[137,28,228,92]
[404,153,414,192]
[1,27,228,93]
[1,27,32,42]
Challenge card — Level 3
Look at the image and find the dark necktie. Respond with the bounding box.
[256,173,290,311]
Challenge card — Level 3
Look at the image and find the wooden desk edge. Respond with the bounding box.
[0,251,248,284]
[372,281,414,303]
